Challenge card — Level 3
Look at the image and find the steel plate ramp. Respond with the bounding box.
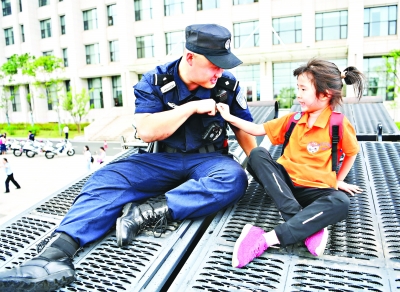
[0,148,207,291]
[169,142,400,291]
[291,96,400,141]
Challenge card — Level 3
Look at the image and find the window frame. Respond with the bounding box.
[9,86,21,112]
[136,35,154,59]
[38,0,49,7]
[112,76,123,107]
[165,30,185,55]
[233,20,259,48]
[88,77,104,109]
[109,40,120,62]
[83,9,98,31]
[197,0,219,11]
[315,10,348,41]
[233,0,258,5]
[134,0,152,21]
[4,27,14,46]
[62,48,68,67]
[40,19,52,39]
[20,24,24,42]
[60,15,66,35]
[272,15,302,45]
[2,0,11,16]
[85,43,100,65]
[164,0,184,17]
[107,4,116,26]
[364,5,397,37]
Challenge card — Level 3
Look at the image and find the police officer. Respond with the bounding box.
[0,24,257,291]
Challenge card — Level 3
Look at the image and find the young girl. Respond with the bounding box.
[216,59,365,268]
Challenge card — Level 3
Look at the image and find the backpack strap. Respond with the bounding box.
[281,112,304,156]
[330,111,344,171]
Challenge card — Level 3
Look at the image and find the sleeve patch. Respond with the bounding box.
[236,87,248,109]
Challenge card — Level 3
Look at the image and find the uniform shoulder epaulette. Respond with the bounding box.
[153,74,174,86]
[216,77,239,91]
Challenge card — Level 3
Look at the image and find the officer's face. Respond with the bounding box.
[191,53,224,89]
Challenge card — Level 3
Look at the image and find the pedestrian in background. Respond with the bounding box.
[28,131,35,141]
[63,125,69,140]
[1,158,21,193]
[0,135,5,155]
[84,145,92,171]
[97,147,106,164]
[103,140,108,150]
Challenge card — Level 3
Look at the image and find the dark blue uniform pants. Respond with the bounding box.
[56,152,248,246]
[247,147,350,247]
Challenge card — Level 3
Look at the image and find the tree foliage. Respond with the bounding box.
[383,50,400,115]
[62,88,91,133]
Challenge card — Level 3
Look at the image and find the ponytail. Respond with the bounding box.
[342,66,365,100]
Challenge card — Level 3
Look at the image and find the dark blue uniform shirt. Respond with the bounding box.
[134,58,253,152]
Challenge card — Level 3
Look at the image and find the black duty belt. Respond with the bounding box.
[163,144,217,154]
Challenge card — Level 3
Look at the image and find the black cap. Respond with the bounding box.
[185,24,242,69]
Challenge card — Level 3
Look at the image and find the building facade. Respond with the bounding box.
[0,0,399,124]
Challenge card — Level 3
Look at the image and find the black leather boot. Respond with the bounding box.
[116,201,171,247]
[0,232,79,292]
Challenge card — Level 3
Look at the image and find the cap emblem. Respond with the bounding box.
[225,39,230,50]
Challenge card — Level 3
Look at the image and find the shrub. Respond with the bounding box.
[4,125,16,135]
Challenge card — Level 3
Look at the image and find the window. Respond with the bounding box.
[19,0,22,12]
[164,0,184,16]
[272,15,302,45]
[112,76,123,106]
[364,5,397,37]
[363,57,395,100]
[86,44,100,64]
[40,19,52,38]
[235,64,260,101]
[43,51,53,56]
[197,0,219,10]
[136,35,154,58]
[165,31,184,55]
[83,9,98,30]
[233,0,258,4]
[2,0,11,16]
[134,0,152,21]
[60,15,66,34]
[4,28,14,46]
[65,80,70,93]
[88,78,103,109]
[39,0,49,7]
[107,4,116,26]
[46,84,58,110]
[109,40,120,62]
[233,21,259,48]
[9,86,21,112]
[63,48,68,67]
[315,10,347,41]
[20,25,25,42]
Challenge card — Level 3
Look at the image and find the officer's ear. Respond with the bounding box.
[186,51,195,66]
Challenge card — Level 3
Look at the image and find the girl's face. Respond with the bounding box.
[296,73,327,113]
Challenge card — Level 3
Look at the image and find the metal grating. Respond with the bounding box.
[287,259,389,291]
[170,142,399,291]
[0,216,57,266]
[352,103,399,135]
[179,245,288,291]
[363,142,400,262]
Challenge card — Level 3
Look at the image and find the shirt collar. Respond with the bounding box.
[298,106,332,128]
[173,58,211,101]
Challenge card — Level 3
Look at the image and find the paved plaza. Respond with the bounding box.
[0,151,117,226]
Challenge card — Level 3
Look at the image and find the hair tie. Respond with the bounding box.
[341,71,346,79]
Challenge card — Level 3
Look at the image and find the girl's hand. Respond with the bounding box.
[337,180,363,196]
[216,103,232,121]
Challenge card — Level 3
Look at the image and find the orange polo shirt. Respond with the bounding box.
[263,106,359,189]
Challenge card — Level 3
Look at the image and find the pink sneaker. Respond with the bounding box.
[232,224,269,268]
[304,227,328,256]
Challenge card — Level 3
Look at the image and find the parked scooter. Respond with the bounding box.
[11,140,26,157]
[44,140,75,159]
[24,139,53,158]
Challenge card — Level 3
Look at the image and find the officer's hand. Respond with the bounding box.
[196,99,216,116]
[337,180,363,196]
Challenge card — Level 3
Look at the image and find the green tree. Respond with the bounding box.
[32,55,65,135]
[276,87,296,109]
[0,84,12,126]
[62,88,91,133]
[383,50,400,119]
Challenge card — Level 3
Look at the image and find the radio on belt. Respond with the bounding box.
[202,122,223,141]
